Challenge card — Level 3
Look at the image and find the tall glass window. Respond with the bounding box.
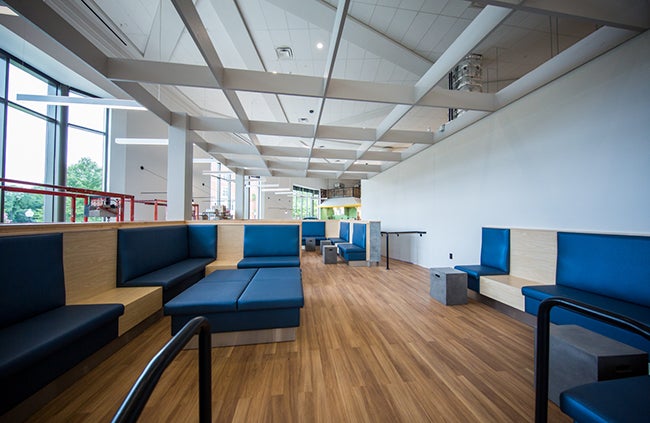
[292,185,319,219]
[0,50,108,223]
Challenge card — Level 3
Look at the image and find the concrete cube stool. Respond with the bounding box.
[305,237,316,251]
[320,239,332,255]
[323,245,337,264]
[429,267,467,305]
[541,324,648,405]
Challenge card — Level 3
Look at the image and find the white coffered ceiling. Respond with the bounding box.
[2,0,647,179]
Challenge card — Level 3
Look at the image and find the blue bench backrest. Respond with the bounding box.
[352,223,366,249]
[187,224,217,258]
[557,232,650,307]
[0,233,65,328]
[340,221,350,242]
[243,225,300,257]
[117,225,189,284]
[480,227,510,272]
[302,221,325,237]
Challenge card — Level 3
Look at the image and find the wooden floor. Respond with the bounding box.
[24,252,570,422]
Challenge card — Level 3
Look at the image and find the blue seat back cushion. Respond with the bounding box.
[187,224,217,258]
[340,221,349,242]
[118,225,189,284]
[243,225,300,257]
[480,227,510,273]
[352,223,366,249]
[0,233,65,329]
[557,232,650,307]
[302,221,325,237]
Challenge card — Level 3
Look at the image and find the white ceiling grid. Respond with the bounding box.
[5,0,646,179]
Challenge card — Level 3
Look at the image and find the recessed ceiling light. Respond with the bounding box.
[316,42,324,50]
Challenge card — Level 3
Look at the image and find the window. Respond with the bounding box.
[292,185,319,219]
[0,50,109,223]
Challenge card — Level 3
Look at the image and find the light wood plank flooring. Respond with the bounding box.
[24,252,570,422]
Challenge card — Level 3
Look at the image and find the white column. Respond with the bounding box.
[166,113,193,220]
[234,172,246,219]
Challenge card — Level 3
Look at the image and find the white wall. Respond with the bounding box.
[362,31,650,268]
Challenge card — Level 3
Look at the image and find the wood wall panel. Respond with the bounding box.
[510,229,557,283]
[63,230,117,303]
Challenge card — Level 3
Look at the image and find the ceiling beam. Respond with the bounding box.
[107,58,498,111]
[189,117,435,144]
[479,0,650,31]
[305,0,348,175]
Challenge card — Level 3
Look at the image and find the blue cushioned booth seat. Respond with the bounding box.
[0,234,124,414]
[560,375,650,423]
[328,221,349,244]
[522,232,650,353]
[164,267,303,335]
[117,225,217,302]
[301,221,327,246]
[237,224,300,269]
[338,223,366,261]
[454,227,510,292]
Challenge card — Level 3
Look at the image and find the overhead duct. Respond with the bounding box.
[449,53,483,120]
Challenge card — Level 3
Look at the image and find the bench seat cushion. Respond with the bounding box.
[0,304,123,377]
[522,284,650,352]
[164,280,251,314]
[560,375,650,423]
[238,268,304,311]
[202,268,258,283]
[454,264,507,292]
[237,256,301,268]
[337,243,366,261]
[123,258,213,288]
[327,237,346,244]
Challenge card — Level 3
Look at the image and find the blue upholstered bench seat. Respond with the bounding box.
[453,264,508,291]
[522,285,650,352]
[238,256,300,268]
[454,227,510,292]
[328,221,349,245]
[337,244,366,261]
[338,222,366,261]
[118,225,217,302]
[560,375,650,423]
[164,267,303,335]
[302,221,326,246]
[0,233,124,414]
[238,268,303,310]
[0,304,124,376]
[237,224,300,269]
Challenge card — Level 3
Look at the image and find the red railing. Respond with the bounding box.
[0,178,135,222]
[133,199,200,220]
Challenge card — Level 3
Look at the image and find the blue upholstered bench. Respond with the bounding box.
[0,233,124,414]
[338,222,366,261]
[164,267,304,337]
[455,227,510,292]
[328,221,349,244]
[302,221,327,246]
[237,224,300,268]
[117,225,217,302]
[522,232,650,353]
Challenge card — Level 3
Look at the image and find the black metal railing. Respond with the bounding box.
[111,316,212,423]
[534,297,650,423]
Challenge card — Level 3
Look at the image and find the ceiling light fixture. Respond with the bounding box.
[116,138,167,145]
[16,94,146,110]
[316,42,324,49]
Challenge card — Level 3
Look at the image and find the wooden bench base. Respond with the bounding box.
[70,287,162,335]
[480,275,545,311]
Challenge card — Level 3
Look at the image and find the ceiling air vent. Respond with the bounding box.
[275,46,293,60]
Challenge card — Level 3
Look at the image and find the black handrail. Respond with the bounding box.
[380,231,426,270]
[534,297,650,423]
[112,316,212,423]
